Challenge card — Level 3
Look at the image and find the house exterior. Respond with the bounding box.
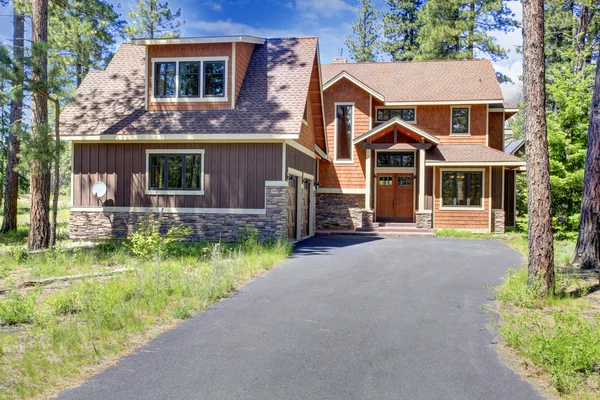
[316,60,524,233]
[62,34,525,241]
[62,36,328,241]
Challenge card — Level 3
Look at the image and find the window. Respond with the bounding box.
[148,152,204,193]
[451,107,470,134]
[379,176,393,186]
[376,108,416,123]
[179,61,200,97]
[152,59,227,101]
[441,171,483,207]
[397,176,412,186]
[204,61,225,97]
[376,152,414,168]
[335,104,353,162]
[154,62,176,98]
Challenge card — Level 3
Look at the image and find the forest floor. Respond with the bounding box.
[0,198,292,399]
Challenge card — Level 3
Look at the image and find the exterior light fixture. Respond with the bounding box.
[288,175,297,181]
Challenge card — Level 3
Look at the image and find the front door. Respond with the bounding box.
[376,173,414,222]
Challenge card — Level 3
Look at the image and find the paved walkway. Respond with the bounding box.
[59,236,541,400]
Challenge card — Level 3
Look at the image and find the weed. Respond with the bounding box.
[0,291,38,325]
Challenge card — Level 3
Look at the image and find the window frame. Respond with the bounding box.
[334,102,355,164]
[376,151,415,168]
[151,57,228,103]
[375,107,417,123]
[145,149,205,195]
[439,168,485,210]
[450,106,471,135]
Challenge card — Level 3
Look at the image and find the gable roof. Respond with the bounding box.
[504,138,525,155]
[323,71,385,101]
[353,117,440,145]
[322,60,504,103]
[62,37,321,137]
[426,144,525,166]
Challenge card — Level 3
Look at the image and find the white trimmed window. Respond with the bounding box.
[441,170,483,207]
[146,150,205,195]
[451,107,470,135]
[153,58,227,102]
[376,108,416,123]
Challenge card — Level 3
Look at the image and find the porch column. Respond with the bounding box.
[418,148,425,211]
[365,149,372,209]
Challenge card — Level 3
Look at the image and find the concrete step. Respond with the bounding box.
[315,229,435,238]
[377,222,417,228]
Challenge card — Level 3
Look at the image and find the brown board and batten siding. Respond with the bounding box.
[73,143,282,209]
[286,145,316,177]
[491,166,503,209]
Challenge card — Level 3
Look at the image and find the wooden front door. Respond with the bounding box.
[376,173,414,222]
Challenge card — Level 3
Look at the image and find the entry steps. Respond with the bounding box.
[316,222,435,238]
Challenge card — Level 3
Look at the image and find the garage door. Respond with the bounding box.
[302,180,311,237]
[288,179,297,240]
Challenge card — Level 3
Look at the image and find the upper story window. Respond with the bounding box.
[335,103,354,163]
[376,108,416,123]
[146,150,205,195]
[153,58,227,102]
[451,107,470,135]
[441,170,483,208]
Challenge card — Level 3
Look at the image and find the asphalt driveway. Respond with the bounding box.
[59,236,541,400]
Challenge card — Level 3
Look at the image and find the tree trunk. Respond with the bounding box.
[28,0,50,251]
[574,5,589,74]
[1,11,25,234]
[573,52,600,270]
[49,97,60,247]
[523,0,555,296]
[468,1,475,59]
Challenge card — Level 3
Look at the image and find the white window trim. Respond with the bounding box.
[334,102,355,164]
[450,105,471,136]
[145,149,206,195]
[374,106,417,124]
[151,57,229,103]
[439,167,485,210]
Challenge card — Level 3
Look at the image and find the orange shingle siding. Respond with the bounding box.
[147,43,233,111]
[487,112,504,151]
[433,167,491,230]
[319,78,370,189]
[412,105,487,145]
[235,43,254,104]
[296,57,323,152]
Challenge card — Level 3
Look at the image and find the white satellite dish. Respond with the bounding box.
[92,181,107,199]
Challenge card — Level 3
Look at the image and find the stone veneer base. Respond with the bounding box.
[492,209,506,234]
[70,185,289,241]
[415,211,433,229]
[316,193,366,230]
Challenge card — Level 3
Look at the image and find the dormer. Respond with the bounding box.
[132,35,265,112]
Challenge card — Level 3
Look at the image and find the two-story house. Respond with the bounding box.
[62,35,524,241]
[316,59,524,234]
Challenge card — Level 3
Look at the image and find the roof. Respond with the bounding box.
[62,37,319,137]
[426,144,525,166]
[353,117,440,145]
[131,35,265,45]
[322,60,504,103]
[504,138,525,155]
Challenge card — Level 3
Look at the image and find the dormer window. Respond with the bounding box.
[152,57,228,102]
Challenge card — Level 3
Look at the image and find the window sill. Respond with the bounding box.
[439,205,484,211]
[333,159,354,165]
[145,190,205,196]
[151,97,228,103]
[449,132,471,136]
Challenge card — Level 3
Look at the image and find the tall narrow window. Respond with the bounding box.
[154,62,176,98]
[204,61,225,97]
[335,104,353,161]
[179,61,200,97]
[451,108,470,134]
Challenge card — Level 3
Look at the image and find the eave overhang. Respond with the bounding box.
[353,117,441,145]
[322,71,385,102]
[131,35,266,45]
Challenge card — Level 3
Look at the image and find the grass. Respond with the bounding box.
[0,199,293,399]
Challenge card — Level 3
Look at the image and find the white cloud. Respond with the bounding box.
[204,1,223,12]
[185,19,304,38]
[296,0,355,19]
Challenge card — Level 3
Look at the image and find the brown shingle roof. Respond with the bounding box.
[322,60,504,103]
[426,144,525,164]
[62,37,318,136]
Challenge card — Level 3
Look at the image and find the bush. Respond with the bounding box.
[129,214,192,261]
[495,267,537,308]
[46,288,83,315]
[0,291,38,325]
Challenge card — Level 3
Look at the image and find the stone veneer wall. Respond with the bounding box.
[70,185,288,241]
[492,209,505,234]
[316,193,365,230]
[416,211,433,229]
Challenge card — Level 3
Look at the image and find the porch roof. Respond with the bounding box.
[353,117,441,145]
[426,144,526,167]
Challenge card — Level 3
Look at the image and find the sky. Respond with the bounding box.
[0,0,524,103]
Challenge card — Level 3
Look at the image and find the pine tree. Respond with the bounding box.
[382,0,424,61]
[523,0,555,297]
[346,0,381,62]
[125,0,184,39]
[416,0,517,61]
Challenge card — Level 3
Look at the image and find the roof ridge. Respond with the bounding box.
[323,59,491,66]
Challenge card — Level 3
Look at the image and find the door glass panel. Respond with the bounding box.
[378,176,393,186]
[397,176,412,186]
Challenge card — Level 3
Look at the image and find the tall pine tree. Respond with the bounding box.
[416,0,517,62]
[125,0,184,39]
[382,0,424,61]
[346,0,381,62]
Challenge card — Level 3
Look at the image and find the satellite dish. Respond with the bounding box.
[92,181,107,199]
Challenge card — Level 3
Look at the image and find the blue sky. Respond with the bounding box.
[0,0,523,103]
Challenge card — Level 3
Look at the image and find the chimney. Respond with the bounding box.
[332,57,347,64]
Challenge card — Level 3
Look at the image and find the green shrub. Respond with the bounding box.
[46,289,84,315]
[129,214,192,261]
[0,291,38,325]
[495,267,537,308]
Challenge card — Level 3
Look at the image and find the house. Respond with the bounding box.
[62,34,525,241]
[62,36,327,241]
[316,60,524,233]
